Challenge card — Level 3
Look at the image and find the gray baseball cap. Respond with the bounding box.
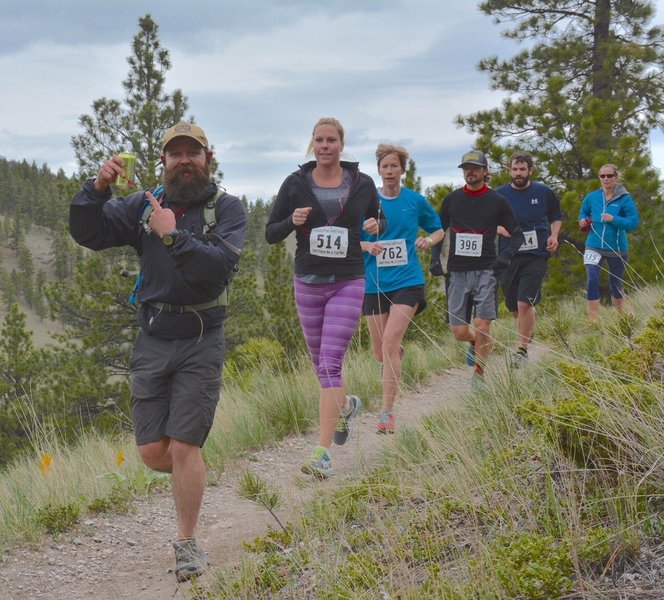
[458,150,488,168]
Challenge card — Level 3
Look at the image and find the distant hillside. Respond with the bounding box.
[0,218,63,346]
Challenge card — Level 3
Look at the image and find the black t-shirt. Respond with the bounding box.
[439,186,523,272]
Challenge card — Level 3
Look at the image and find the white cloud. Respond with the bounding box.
[1,0,663,199]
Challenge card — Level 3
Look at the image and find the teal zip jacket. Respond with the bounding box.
[578,184,640,254]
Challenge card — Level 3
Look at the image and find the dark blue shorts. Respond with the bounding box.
[500,254,548,313]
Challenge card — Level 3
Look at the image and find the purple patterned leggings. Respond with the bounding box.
[294,277,365,389]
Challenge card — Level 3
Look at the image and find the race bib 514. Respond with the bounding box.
[310,226,349,258]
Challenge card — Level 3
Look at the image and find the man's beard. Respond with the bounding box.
[511,175,530,189]
[464,173,482,187]
[164,163,212,203]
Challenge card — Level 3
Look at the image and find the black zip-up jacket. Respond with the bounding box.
[265,161,385,277]
[70,179,247,339]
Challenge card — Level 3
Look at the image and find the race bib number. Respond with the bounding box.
[455,232,482,257]
[376,239,408,267]
[584,249,602,265]
[519,229,538,252]
[310,226,348,258]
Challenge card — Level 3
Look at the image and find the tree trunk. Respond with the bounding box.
[592,0,612,149]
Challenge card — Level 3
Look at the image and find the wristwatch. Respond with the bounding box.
[161,230,179,247]
[426,236,434,246]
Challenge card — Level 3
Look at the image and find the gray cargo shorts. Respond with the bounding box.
[130,327,225,447]
[447,269,498,326]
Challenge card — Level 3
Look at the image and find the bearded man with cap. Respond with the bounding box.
[430,149,524,384]
[70,122,247,580]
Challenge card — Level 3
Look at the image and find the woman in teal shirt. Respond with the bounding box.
[361,144,444,434]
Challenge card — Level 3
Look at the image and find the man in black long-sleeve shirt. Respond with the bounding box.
[70,122,247,581]
[431,150,524,383]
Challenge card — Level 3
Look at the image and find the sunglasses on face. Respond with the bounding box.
[599,173,615,179]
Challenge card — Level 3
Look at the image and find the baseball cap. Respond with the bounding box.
[162,122,209,152]
[458,150,488,168]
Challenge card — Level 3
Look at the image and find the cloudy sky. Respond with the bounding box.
[2,1,664,202]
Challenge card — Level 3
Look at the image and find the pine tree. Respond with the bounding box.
[9,212,24,256]
[0,304,38,400]
[51,224,78,281]
[71,14,188,188]
[458,0,664,297]
[263,242,303,358]
[44,253,138,377]
[224,248,265,349]
[34,270,47,320]
[16,242,34,308]
[0,304,42,464]
[2,270,20,308]
[244,197,272,274]
[403,158,422,194]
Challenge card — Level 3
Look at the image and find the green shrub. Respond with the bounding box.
[518,351,660,473]
[34,502,80,534]
[87,483,133,514]
[224,336,286,389]
[327,550,388,597]
[604,297,664,380]
[234,337,286,372]
[576,526,614,571]
[493,532,573,599]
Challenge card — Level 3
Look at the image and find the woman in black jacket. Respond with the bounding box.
[266,117,384,478]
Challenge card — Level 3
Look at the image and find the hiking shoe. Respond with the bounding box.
[465,343,476,367]
[333,394,362,446]
[376,411,395,434]
[301,445,334,479]
[173,538,209,582]
[512,351,528,368]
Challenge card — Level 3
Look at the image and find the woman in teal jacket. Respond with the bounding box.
[578,163,640,321]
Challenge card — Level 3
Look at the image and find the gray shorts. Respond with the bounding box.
[447,270,498,326]
[130,327,225,447]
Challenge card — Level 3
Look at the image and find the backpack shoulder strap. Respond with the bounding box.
[203,187,242,257]
[202,187,227,235]
[138,184,165,234]
[138,200,153,233]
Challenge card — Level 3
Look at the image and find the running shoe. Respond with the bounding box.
[376,411,395,434]
[465,343,476,367]
[301,445,334,479]
[333,394,362,446]
[512,350,528,368]
[173,538,210,581]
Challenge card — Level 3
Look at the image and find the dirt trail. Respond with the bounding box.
[0,363,475,600]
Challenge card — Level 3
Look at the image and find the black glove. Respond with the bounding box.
[429,241,445,276]
[490,254,511,274]
[429,259,445,277]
